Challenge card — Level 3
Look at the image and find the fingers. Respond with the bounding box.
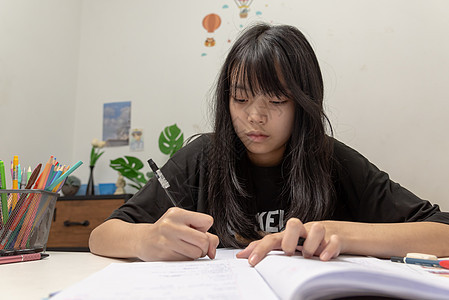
[239,235,283,267]
[172,230,218,260]
[236,240,260,259]
[206,232,220,259]
[148,207,218,261]
[177,224,212,257]
[319,234,341,261]
[172,208,214,232]
[281,218,306,256]
[302,222,325,258]
[236,219,343,267]
[171,230,217,260]
[237,218,307,267]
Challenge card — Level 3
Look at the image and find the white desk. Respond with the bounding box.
[0,251,130,300]
[3,251,449,300]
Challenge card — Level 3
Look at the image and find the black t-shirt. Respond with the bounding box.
[108,134,449,233]
[239,160,287,233]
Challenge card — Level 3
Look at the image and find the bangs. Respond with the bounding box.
[227,44,291,100]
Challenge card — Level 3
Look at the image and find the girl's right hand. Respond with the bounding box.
[135,207,219,261]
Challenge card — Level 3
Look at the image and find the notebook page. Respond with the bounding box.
[255,254,449,300]
[52,250,278,300]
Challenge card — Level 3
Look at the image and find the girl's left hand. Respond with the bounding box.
[236,218,343,266]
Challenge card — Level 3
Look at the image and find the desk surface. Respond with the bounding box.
[3,251,449,300]
[0,251,129,300]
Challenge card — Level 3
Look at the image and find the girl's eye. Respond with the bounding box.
[233,98,247,103]
[270,100,288,105]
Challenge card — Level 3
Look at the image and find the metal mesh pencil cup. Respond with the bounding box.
[0,189,58,253]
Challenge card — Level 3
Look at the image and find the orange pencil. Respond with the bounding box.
[35,156,53,190]
[11,156,19,210]
[16,157,53,248]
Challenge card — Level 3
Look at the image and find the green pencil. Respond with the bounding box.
[0,161,8,224]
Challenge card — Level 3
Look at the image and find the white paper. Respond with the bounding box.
[51,250,449,300]
[51,249,278,300]
[255,254,449,300]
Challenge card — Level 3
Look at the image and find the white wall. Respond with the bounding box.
[1,0,448,211]
[0,0,81,172]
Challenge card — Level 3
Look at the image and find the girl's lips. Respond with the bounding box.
[246,132,269,142]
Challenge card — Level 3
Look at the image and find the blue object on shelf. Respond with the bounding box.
[99,183,116,195]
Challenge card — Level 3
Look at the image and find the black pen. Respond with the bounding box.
[148,159,177,207]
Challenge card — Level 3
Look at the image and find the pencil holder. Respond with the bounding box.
[0,189,58,254]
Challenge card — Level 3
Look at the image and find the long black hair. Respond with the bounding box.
[208,23,334,248]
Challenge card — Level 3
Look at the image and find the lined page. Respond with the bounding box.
[52,250,278,300]
[255,254,449,300]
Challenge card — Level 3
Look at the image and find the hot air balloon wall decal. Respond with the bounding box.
[202,13,221,47]
[234,0,253,18]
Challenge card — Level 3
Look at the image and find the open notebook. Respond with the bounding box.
[52,249,449,300]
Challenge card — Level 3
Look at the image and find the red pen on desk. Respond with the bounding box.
[0,252,49,265]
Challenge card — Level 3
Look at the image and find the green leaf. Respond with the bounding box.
[128,182,143,190]
[90,146,105,166]
[109,156,147,184]
[159,124,184,157]
[93,151,105,165]
[90,146,96,166]
[123,156,144,170]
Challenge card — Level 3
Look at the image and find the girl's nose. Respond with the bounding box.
[247,101,267,125]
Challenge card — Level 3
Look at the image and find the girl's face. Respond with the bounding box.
[229,84,295,167]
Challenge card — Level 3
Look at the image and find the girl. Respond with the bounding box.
[89,23,449,265]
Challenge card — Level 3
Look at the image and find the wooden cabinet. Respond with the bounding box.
[46,194,132,251]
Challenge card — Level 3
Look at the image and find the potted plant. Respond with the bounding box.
[110,124,184,190]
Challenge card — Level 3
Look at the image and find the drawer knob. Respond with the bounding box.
[63,220,90,227]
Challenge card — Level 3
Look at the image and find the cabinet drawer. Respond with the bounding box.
[47,198,124,250]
